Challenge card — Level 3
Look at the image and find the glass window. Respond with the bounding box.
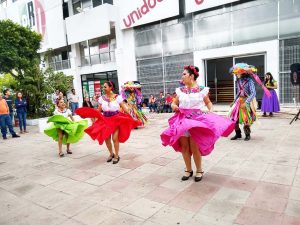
[103,0,113,5]
[232,0,278,45]
[73,1,81,14]
[194,11,231,50]
[92,0,102,7]
[279,0,300,38]
[162,21,193,56]
[135,29,162,59]
[80,41,90,66]
[82,0,92,11]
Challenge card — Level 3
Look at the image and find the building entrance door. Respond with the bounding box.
[205,54,265,105]
[206,57,234,103]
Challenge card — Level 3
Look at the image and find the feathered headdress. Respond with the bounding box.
[121,81,142,104]
[230,63,271,97]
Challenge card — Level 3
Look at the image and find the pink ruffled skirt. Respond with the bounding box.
[160,109,235,156]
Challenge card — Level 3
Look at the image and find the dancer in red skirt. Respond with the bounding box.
[76,81,141,164]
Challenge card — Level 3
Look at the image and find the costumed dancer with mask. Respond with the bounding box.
[121,81,148,127]
[161,65,235,182]
[229,63,271,141]
[75,81,141,164]
[44,99,88,157]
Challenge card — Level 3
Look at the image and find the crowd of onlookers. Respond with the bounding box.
[1,88,177,140]
[52,89,99,115]
[0,89,27,139]
[143,91,176,113]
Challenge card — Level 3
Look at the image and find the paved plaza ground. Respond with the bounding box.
[0,111,300,225]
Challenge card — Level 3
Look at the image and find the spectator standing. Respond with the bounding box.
[165,93,173,113]
[91,95,99,109]
[3,89,14,122]
[0,93,20,139]
[68,89,79,115]
[15,92,28,133]
[52,90,60,105]
[157,91,166,113]
[83,96,93,108]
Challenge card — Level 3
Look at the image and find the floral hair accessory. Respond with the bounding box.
[184,65,199,78]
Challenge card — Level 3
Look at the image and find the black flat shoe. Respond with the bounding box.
[181,170,193,181]
[112,156,120,164]
[194,171,204,182]
[67,150,72,154]
[107,153,114,162]
[59,152,65,157]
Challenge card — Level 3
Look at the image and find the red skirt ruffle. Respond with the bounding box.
[75,107,141,145]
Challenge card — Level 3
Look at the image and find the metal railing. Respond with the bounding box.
[48,59,71,71]
[81,51,115,66]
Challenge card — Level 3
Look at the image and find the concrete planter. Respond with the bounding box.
[26,118,41,126]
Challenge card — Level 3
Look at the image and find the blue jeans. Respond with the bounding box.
[0,114,16,138]
[17,111,27,131]
[9,112,14,123]
[71,102,79,115]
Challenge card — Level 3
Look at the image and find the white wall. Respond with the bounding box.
[3,0,67,52]
[194,40,279,94]
[115,25,137,88]
[65,4,117,45]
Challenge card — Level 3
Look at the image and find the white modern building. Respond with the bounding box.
[1,0,300,106]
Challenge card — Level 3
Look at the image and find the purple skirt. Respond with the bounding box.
[160,109,235,156]
[261,89,280,113]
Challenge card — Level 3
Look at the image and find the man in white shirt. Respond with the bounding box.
[52,90,60,105]
[68,89,79,115]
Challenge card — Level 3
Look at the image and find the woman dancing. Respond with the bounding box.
[44,99,88,157]
[76,81,141,164]
[161,65,235,182]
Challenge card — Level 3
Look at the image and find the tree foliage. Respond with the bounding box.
[0,73,18,93]
[0,19,42,78]
[0,20,74,118]
[44,68,74,95]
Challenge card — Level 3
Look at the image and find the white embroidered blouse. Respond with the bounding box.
[98,95,124,111]
[54,108,72,118]
[175,86,210,109]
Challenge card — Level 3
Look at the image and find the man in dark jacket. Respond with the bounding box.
[3,89,13,123]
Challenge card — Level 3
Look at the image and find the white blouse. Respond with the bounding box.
[176,86,210,109]
[98,95,124,111]
[54,108,72,118]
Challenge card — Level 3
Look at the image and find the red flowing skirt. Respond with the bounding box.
[75,107,141,145]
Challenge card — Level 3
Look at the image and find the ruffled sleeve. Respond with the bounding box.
[116,95,124,104]
[200,87,210,97]
[98,96,103,105]
[175,88,181,97]
[67,109,72,116]
[53,109,59,115]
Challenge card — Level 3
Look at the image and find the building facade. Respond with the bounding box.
[1,0,300,105]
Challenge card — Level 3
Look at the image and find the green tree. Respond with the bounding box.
[44,68,73,95]
[0,20,74,118]
[0,73,18,93]
[0,20,42,79]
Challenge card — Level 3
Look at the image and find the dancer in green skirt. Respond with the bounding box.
[44,99,88,157]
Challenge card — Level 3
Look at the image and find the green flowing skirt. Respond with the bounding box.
[44,115,88,144]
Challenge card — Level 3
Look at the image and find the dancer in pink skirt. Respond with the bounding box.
[160,65,235,182]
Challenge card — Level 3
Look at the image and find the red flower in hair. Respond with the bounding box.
[184,65,199,77]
